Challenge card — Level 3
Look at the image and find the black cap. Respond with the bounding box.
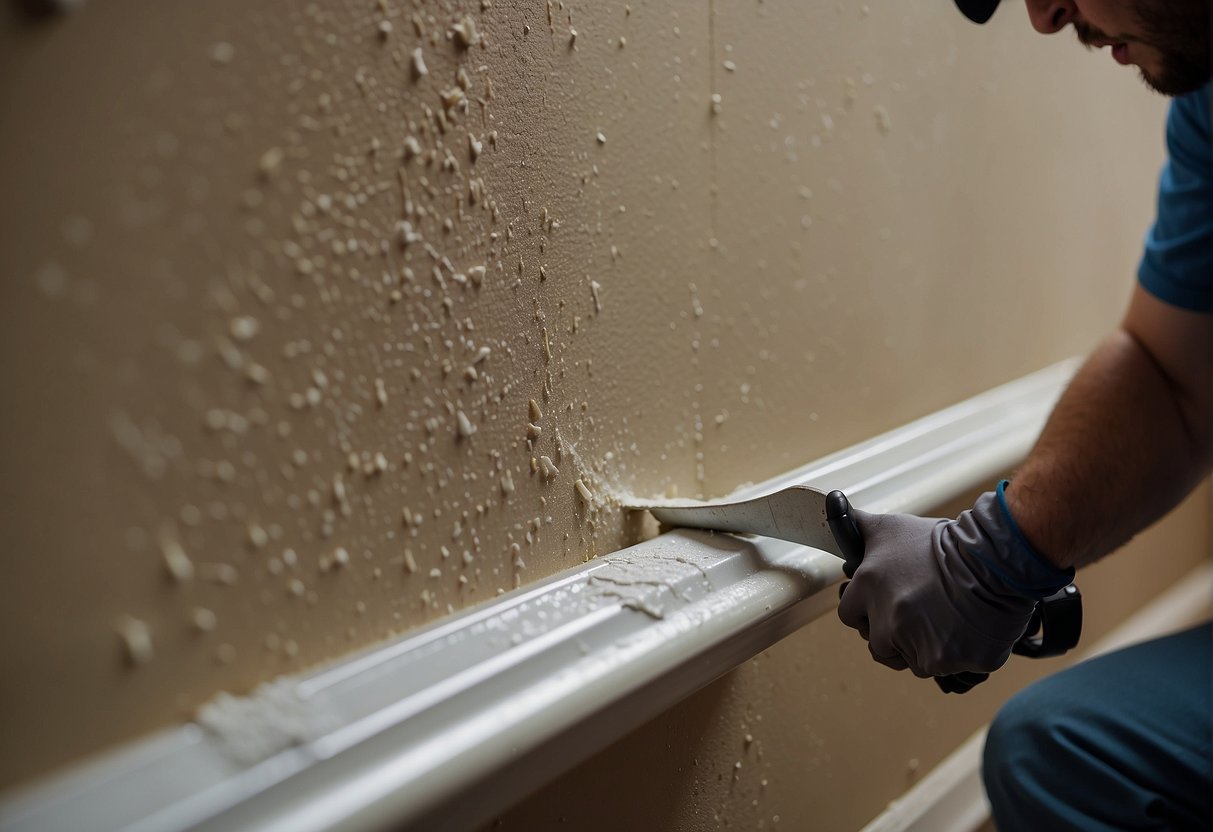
[955,0,1000,24]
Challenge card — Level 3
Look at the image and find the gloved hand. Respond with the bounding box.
[837,481,1074,680]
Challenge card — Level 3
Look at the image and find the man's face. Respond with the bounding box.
[1024,0,1210,96]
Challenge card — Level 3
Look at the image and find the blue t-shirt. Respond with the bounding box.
[1137,85,1213,313]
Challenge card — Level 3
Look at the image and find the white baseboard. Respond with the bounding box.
[860,561,1213,832]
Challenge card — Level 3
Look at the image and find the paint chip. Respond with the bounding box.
[258,147,284,179]
[397,220,422,247]
[209,42,236,65]
[411,47,428,78]
[456,410,476,438]
[247,522,268,549]
[874,105,892,134]
[204,563,239,586]
[229,316,260,341]
[452,15,479,48]
[193,607,218,632]
[118,617,153,666]
[440,87,466,111]
[161,536,194,583]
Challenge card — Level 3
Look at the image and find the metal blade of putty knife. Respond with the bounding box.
[629,486,864,571]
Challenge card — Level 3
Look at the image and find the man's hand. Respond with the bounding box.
[837,485,1074,678]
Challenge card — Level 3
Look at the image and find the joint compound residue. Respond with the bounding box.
[581,548,717,620]
[196,680,335,766]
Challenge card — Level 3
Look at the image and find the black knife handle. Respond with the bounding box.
[825,490,864,578]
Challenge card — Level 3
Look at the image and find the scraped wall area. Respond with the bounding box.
[0,0,1171,792]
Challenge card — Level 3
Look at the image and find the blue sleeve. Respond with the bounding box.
[1136,86,1213,313]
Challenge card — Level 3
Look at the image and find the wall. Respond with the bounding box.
[0,0,1193,814]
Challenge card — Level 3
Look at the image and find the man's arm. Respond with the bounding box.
[1007,284,1213,569]
[838,284,1212,679]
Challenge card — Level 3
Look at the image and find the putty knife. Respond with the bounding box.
[634,486,865,576]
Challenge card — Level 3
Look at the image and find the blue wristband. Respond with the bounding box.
[960,482,1075,600]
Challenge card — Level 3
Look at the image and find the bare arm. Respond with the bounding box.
[1006,285,1213,570]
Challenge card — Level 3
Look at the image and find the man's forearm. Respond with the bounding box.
[1006,327,1211,570]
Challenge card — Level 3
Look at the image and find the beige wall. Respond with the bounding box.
[0,0,1198,818]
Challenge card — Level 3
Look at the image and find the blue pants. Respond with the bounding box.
[983,623,1212,831]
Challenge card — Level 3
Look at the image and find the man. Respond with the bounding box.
[837,1,1212,828]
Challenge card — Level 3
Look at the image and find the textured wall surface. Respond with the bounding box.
[0,0,1194,811]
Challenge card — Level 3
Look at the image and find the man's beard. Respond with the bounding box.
[1134,0,1210,96]
[1075,1,1210,96]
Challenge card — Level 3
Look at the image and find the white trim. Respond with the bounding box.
[0,361,1079,832]
[859,560,1213,832]
[859,727,991,832]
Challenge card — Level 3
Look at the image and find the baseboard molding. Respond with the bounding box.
[860,560,1213,832]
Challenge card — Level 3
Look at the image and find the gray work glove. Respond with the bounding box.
[837,482,1074,680]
